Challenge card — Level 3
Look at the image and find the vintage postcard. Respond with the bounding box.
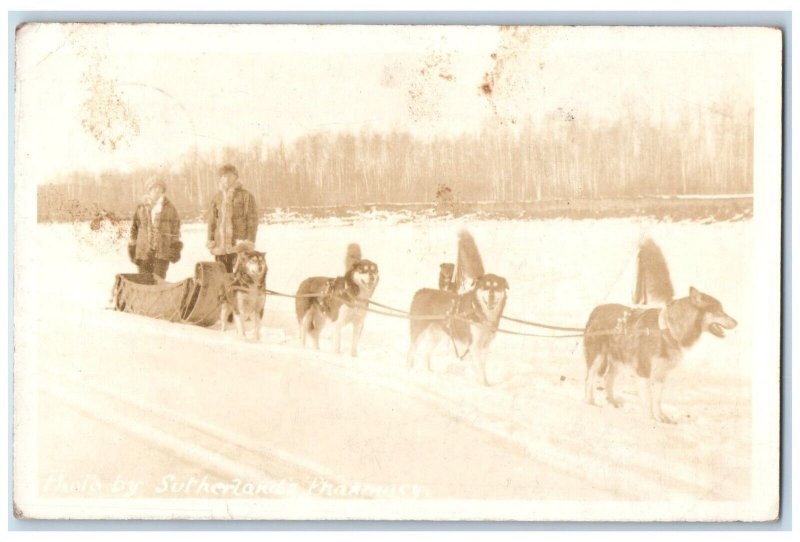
[13,23,782,521]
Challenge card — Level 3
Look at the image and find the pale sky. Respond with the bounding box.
[15,24,759,184]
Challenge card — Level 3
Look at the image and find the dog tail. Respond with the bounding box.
[455,229,485,294]
[345,243,362,273]
[633,238,674,306]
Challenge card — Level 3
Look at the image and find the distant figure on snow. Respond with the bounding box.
[206,164,259,273]
[128,177,182,279]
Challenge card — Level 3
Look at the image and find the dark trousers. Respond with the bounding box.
[137,256,170,279]
[215,253,237,273]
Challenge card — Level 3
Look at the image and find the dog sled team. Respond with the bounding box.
[126,165,737,424]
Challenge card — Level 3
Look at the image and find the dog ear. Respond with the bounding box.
[502,277,509,291]
[689,286,704,307]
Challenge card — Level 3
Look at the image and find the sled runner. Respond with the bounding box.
[112,261,228,327]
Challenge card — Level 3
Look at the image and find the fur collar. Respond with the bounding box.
[660,297,703,348]
[457,288,505,329]
[341,266,378,302]
[231,258,266,292]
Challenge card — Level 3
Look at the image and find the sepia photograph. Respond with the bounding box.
[12,22,782,521]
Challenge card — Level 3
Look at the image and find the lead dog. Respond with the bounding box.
[220,245,268,340]
[295,259,380,356]
[583,286,737,423]
[407,273,508,385]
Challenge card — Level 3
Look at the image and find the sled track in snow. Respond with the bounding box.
[241,338,733,500]
[40,366,357,498]
[47,307,746,500]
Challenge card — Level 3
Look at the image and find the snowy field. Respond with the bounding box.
[24,213,754,514]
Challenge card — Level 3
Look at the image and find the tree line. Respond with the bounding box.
[37,103,753,222]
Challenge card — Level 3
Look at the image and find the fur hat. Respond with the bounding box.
[218,164,239,178]
[145,177,167,193]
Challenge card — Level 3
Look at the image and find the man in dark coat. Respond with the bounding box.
[206,164,258,272]
[128,177,182,279]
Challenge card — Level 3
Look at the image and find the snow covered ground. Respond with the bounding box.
[21,213,755,517]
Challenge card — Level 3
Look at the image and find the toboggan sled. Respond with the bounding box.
[112,262,228,326]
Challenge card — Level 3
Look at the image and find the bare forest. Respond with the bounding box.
[37,103,753,222]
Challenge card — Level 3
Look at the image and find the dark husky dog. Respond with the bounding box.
[295,258,379,356]
[220,244,268,340]
[438,263,457,292]
[583,239,737,423]
[407,274,509,385]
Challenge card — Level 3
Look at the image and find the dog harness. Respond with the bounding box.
[314,279,338,315]
[313,277,367,321]
[657,303,681,348]
[445,292,498,360]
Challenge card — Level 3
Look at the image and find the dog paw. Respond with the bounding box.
[655,413,676,424]
[607,398,624,408]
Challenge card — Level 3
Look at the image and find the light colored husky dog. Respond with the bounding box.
[407,273,509,385]
[295,258,379,357]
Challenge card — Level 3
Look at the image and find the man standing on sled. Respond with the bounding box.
[206,164,259,273]
[128,177,182,279]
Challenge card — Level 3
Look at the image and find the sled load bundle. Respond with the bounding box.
[111,261,228,327]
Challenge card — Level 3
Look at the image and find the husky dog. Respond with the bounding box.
[220,244,268,340]
[407,273,508,385]
[583,239,737,423]
[438,263,457,292]
[295,258,379,357]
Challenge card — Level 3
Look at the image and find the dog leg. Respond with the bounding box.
[650,358,675,424]
[604,362,622,407]
[584,353,604,405]
[220,306,229,332]
[406,335,418,368]
[350,318,364,357]
[233,313,245,338]
[651,381,674,424]
[424,330,439,371]
[411,328,433,371]
[298,316,307,348]
[311,312,322,350]
[300,311,316,349]
[253,312,262,341]
[474,347,490,386]
[333,319,343,355]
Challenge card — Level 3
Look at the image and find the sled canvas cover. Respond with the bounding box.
[112,261,227,327]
